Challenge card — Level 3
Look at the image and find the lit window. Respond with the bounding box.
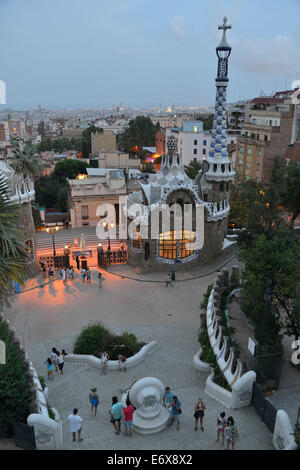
[194,126,198,133]
[158,230,195,260]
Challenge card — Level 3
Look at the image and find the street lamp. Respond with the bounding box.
[45,226,59,256]
[102,221,114,251]
[259,284,273,348]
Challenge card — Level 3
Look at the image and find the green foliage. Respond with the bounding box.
[294,423,300,450]
[35,159,89,210]
[73,323,141,360]
[11,144,44,178]
[38,376,46,390]
[184,160,202,179]
[195,114,214,130]
[239,228,300,344]
[118,116,160,153]
[0,175,26,309]
[198,286,231,392]
[31,204,43,229]
[0,320,31,437]
[53,159,89,181]
[47,405,55,420]
[280,159,300,228]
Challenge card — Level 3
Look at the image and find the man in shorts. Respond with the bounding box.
[168,395,181,431]
[110,396,124,435]
[67,408,83,442]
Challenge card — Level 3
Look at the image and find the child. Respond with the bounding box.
[89,388,99,416]
[45,358,53,380]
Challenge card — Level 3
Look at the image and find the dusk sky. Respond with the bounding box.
[1,0,300,109]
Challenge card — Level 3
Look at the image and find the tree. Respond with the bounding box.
[35,175,61,209]
[118,116,160,153]
[0,175,26,309]
[184,160,201,179]
[195,114,214,130]
[57,186,68,212]
[53,159,89,181]
[11,144,43,178]
[239,228,300,346]
[280,160,300,228]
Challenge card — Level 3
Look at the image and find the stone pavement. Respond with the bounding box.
[28,326,273,450]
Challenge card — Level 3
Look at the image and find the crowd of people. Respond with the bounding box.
[64,382,239,448]
[45,347,68,380]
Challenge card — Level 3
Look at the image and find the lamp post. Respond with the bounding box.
[102,221,114,251]
[259,284,273,348]
[45,226,59,256]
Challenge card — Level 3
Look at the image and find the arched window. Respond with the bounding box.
[158,230,195,260]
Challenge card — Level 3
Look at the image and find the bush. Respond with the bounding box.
[0,320,31,437]
[73,323,142,360]
[294,423,300,450]
[47,405,55,420]
[38,376,46,390]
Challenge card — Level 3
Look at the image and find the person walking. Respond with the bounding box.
[216,411,227,446]
[123,398,134,437]
[225,416,239,450]
[45,358,53,380]
[168,395,182,431]
[51,347,58,372]
[68,266,74,280]
[109,396,124,435]
[62,349,68,359]
[97,271,104,288]
[61,268,67,284]
[101,351,109,375]
[80,268,86,284]
[57,350,64,375]
[68,408,83,442]
[89,388,99,416]
[76,255,80,270]
[163,386,175,411]
[86,268,91,284]
[165,273,173,288]
[194,398,206,431]
[118,354,127,372]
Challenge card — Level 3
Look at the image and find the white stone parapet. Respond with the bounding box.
[64,341,158,369]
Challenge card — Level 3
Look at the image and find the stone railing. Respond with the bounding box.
[206,266,243,387]
[64,341,159,369]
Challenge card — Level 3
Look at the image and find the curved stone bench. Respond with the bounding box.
[193,347,211,372]
[64,341,158,369]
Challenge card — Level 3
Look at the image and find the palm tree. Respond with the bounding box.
[0,174,26,308]
[11,144,43,178]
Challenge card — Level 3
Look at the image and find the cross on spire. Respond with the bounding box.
[218,16,231,32]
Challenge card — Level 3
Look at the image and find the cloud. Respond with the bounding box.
[162,15,194,45]
[231,35,300,76]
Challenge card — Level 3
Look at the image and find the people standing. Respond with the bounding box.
[101,351,109,375]
[168,395,182,431]
[194,398,206,431]
[86,268,91,284]
[109,396,124,435]
[76,255,80,270]
[163,386,175,411]
[51,347,58,372]
[57,350,64,375]
[216,412,227,446]
[62,349,68,359]
[45,358,53,380]
[118,354,127,372]
[123,398,134,437]
[61,268,67,284]
[165,273,173,288]
[89,388,99,416]
[225,416,239,450]
[68,408,83,442]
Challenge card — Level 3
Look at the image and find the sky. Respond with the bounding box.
[0,0,300,110]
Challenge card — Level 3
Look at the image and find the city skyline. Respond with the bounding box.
[1,0,300,110]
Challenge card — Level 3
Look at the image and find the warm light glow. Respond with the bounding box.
[77,174,87,180]
[55,226,59,231]
[46,228,49,233]
[194,126,198,133]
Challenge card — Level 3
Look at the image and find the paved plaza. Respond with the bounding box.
[5,258,274,450]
